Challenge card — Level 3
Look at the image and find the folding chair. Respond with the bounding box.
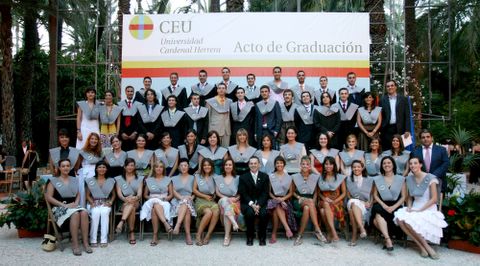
[45,199,69,251]
[0,169,15,195]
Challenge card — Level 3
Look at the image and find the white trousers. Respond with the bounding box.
[89,205,111,244]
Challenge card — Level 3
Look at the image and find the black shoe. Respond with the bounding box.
[246,238,253,246]
[259,239,266,246]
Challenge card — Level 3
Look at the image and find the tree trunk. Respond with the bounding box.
[210,0,220,12]
[18,3,39,144]
[226,0,244,12]
[117,0,130,66]
[49,0,58,148]
[0,2,17,155]
[405,0,423,131]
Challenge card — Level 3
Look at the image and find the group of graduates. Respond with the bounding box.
[44,67,449,260]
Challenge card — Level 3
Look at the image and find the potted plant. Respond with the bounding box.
[443,190,480,253]
[0,179,48,238]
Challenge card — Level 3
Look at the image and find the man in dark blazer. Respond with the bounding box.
[238,156,270,246]
[332,88,358,150]
[160,72,188,110]
[411,129,449,192]
[254,85,282,148]
[379,80,411,150]
[346,72,364,106]
[133,76,151,104]
[184,93,209,145]
[118,85,140,151]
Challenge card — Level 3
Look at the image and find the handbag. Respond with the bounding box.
[41,234,57,252]
[21,152,37,175]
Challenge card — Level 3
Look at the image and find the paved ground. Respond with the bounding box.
[0,225,479,266]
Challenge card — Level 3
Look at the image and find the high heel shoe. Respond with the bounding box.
[383,237,394,251]
[232,222,239,232]
[286,230,294,239]
[115,220,125,234]
[314,230,327,243]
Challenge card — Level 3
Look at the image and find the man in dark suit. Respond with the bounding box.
[160,72,188,110]
[133,76,151,104]
[238,156,270,246]
[332,87,358,150]
[118,85,140,151]
[346,72,364,106]
[294,91,315,150]
[254,85,282,149]
[184,93,209,145]
[411,129,449,192]
[379,80,411,150]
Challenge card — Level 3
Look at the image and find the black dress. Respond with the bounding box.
[371,194,404,239]
[23,151,39,182]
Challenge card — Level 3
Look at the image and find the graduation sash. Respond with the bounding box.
[77,101,100,120]
[184,106,208,121]
[292,173,319,195]
[50,176,78,198]
[161,110,185,127]
[406,173,436,197]
[255,99,276,115]
[228,146,257,163]
[280,103,297,122]
[318,174,346,191]
[374,174,405,201]
[214,175,239,197]
[85,177,115,199]
[346,176,373,201]
[99,105,122,124]
[269,172,292,197]
[206,97,232,113]
[230,101,254,122]
[137,104,163,123]
[358,106,382,125]
[49,147,80,170]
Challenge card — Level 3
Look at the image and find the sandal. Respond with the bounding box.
[286,230,293,239]
[90,243,98,248]
[150,240,158,246]
[348,241,357,247]
[72,247,82,256]
[195,235,203,246]
[100,243,108,248]
[129,231,136,245]
[314,230,327,243]
[202,238,210,245]
[223,236,231,246]
[294,235,303,246]
[84,245,93,254]
[115,220,125,234]
[269,235,277,244]
[384,237,393,251]
[360,231,367,239]
[185,236,193,245]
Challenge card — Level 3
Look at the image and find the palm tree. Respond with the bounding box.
[117,0,130,63]
[227,0,244,11]
[0,1,16,155]
[48,0,58,148]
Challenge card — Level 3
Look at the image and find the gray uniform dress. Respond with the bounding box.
[364,152,382,177]
[198,146,228,175]
[127,149,154,177]
[171,175,196,217]
[339,150,365,176]
[105,150,127,177]
[280,143,306,174]
[214,175,239,197]
[228,145,257,175]
[154,147,179,176]
[254,149,280,174]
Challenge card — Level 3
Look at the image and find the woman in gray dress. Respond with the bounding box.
[171,158,196,245]
[178,129,204,174]
[228,128,257,175]
[45,159,90,256]
[291,156,327,246]
[198,130,229,175]
[193,158,219,246]
[154,132,179,177]
[364,137,383,177]
[346,160,373,246]
[126,134,154,177]
[105,136,127,178]
[76,132,104,207]
[357,92,382,151]
[371,156,407,251]
[99,90,122,149]
[114,158,144,245]
[280,126,307,175]
[76,87,100,150]
[254,134,280,174]
[339,134,365,176]
[141,161,173,246]
[309,132,340,175]
[268,156,296,244]
[381,134,410,176]
[214,158,241,246]
[85,161,116,248]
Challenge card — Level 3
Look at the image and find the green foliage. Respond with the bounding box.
[0,179,48,231]
[443,189,480,246]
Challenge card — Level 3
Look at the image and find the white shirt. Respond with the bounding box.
[388,94,397,124]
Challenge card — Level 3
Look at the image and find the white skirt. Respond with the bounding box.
[394,207,448,244]
[140,198,172,224]
[347,199,371,223]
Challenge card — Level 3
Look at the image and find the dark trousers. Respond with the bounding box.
[244,207,268,240]
[381,124,398,151]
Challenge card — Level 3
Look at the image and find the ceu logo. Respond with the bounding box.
[129,15,154,40]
